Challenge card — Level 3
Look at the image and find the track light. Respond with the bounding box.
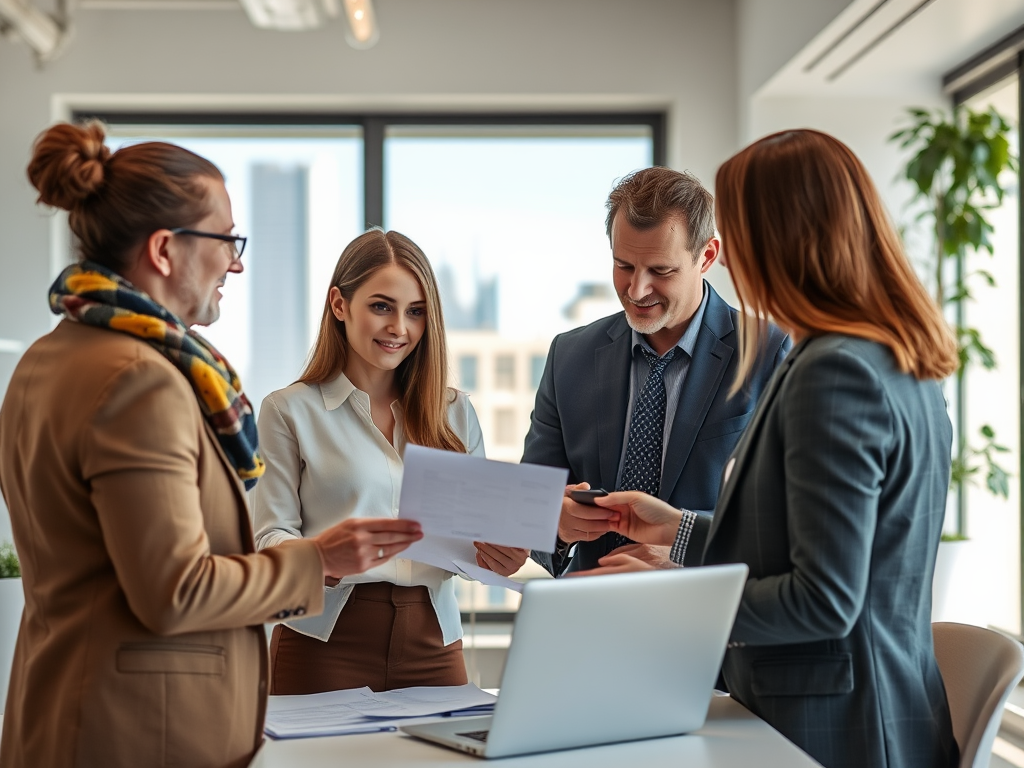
[0,0,69,64]
[342,0,377,49]
[237,0,324,31]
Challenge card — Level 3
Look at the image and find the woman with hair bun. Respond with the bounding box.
[0,121,423,768]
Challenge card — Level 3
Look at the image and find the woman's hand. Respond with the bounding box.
[568,544,678,577]
[312,518,423,580]
[474,542,530,577]
[568,552,657,576]
[594,491,684,546]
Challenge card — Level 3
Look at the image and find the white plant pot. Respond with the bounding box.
[932,539,969,623]
[0,578,24,714]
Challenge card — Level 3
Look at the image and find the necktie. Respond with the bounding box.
[610,346,677,550]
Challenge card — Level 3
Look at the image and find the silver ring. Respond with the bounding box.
[377,547,385,560]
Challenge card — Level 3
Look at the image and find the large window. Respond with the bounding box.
[958,75,1021,634]
[942,36,1023,635]
[86,111,660,619]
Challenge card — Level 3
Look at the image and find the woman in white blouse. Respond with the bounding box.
[253,229,522,693]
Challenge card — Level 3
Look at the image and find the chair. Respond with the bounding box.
[933,621,1024,768]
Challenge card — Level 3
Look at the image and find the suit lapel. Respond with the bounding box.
[658,331,730,501]
[705,337,810,544]
[596,318,632,492]
[202,420,256,554]
[658,285,733,502]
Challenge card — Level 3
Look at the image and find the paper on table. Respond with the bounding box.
[265,687,388,738]
[264,684,497,739]
[364,684,497,717]
[399,444,566,552]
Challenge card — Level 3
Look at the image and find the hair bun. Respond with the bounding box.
[27,121,111,211]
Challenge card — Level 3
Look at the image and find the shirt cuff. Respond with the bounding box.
[554,537,575,560]
[669,509,697,565]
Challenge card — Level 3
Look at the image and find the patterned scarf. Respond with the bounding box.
[49,260,265,489]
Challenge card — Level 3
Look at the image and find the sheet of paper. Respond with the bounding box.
[452,559,524,594]
[264,684,497,739]
[363,684,497,717]
[401,534,479,572]
[399,444,566,552]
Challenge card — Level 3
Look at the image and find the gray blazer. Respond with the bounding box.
[698,334,958,768]
[524,282,789,574]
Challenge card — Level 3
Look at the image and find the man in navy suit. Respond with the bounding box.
[490,167,790,576]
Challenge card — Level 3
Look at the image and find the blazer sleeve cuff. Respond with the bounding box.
[669,510,698,565]
[263,538,326,621]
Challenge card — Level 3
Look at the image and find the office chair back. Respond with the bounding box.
[933,621,1024,768]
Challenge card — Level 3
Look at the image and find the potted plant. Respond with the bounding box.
[890,105,1017,620]
[0,542,22,713]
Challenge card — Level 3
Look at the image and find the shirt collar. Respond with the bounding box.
[319,371,357,411]
[631,280,709,359]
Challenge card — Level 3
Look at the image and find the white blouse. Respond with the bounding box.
[251,372,485,646]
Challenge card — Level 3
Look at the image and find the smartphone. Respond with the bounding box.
[569,488,609,505]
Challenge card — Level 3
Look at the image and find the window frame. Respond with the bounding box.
[72,110,667,231]
[75,108,665,621]
[945,32,1024,633]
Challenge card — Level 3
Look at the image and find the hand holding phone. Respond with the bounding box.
[569,488,609,505]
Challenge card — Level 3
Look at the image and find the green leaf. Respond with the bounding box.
[987,465,1010,498]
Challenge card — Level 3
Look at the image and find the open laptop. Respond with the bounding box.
[400,562,748,758]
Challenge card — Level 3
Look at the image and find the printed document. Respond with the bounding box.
[397,445,566,576]
[265,683,497,739]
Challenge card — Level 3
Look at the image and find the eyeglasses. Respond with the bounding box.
[169,227,248,260]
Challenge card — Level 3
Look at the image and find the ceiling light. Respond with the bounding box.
[0,0,68,63]
[238,0,324,31]
[342,0,377,49]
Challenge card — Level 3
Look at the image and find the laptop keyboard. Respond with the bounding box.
[457,730,490,743]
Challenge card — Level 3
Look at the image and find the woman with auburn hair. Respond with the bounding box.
[253,229,523,694]
[580,130,959,768]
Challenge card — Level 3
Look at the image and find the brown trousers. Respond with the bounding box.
[269,582,467,694]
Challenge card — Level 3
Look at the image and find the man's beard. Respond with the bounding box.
[620,294,669,335]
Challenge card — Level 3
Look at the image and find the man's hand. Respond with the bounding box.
[474,542,529,577]
[595,491,683,546]
[558,482,616,544]
[313,518,423,580]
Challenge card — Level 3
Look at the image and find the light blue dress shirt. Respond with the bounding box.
[615,283,710,489]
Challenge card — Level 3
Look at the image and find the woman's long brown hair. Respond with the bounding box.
[300,229,466,453]
[715,129,958,389]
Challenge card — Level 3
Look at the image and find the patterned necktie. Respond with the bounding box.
[611,346,677,550]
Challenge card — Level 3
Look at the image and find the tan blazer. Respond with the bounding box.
[0,321,325,768]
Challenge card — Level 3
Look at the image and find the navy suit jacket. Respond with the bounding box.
[523,282,790,574]
[698,335,958,768]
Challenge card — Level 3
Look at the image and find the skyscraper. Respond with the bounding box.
[248,163,309,407]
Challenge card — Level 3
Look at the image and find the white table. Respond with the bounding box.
[256,695,824,767]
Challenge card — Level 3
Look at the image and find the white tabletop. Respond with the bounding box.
[255,695,824,768]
